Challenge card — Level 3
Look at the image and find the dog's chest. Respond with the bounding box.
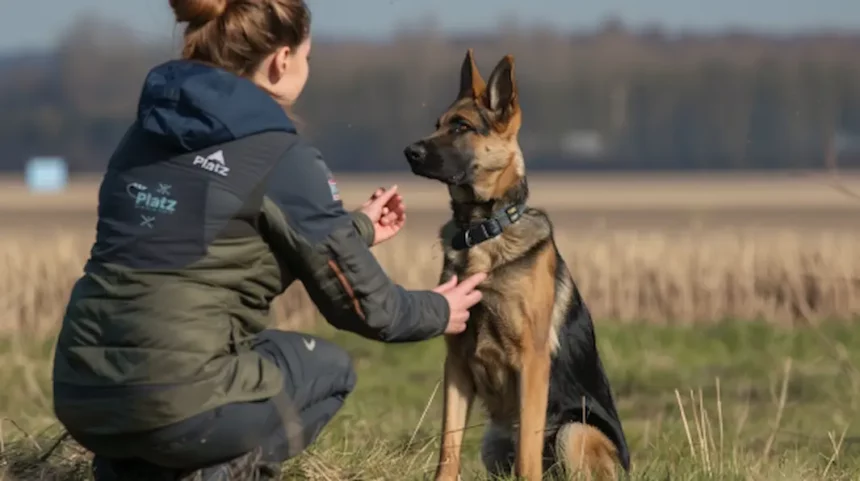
[449,300,522,424]
[444,247,528,424]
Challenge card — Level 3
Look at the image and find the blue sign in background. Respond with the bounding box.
[25,156,68,193]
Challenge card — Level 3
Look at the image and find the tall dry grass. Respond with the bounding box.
[2,228,859,336]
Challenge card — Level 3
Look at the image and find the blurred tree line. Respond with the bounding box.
[3,16,860,173]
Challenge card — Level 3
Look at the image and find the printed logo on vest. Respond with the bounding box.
[192,150,230,177]
[127,182,179,217]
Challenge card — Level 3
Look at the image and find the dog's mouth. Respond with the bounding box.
[410,163,467,184]
[408,162,469,186]
[417,170,469,186]
[447,171,469,185]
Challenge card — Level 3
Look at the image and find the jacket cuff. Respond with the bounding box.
[350,211,375,247]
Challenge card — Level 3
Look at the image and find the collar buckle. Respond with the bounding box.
[452,203,526,251]
[484,219,502,237]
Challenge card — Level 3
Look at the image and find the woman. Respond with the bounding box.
[51,1,487,479]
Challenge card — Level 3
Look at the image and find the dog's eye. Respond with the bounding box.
[452,120,474,134]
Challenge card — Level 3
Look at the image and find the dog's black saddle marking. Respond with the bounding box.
[451,203,526,250]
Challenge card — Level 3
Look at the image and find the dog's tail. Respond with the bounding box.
[553,422,620,481]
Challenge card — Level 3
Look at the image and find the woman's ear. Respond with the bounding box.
[270,45,293,84]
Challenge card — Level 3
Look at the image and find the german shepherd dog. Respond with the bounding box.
[403,50,631,480]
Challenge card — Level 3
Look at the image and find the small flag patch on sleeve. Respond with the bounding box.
[328,177,341,201]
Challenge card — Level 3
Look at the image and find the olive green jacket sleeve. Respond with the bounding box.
[259,141,449,343]
[348,211,376,247]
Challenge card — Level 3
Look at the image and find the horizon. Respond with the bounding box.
[2,0,860,54]
[3,19,860,59]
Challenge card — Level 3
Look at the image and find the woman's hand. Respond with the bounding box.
[359,185,406,246]
[432,273,487,335]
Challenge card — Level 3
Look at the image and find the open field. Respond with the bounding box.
[6,171,860,210]
[4,228,860,336]
[5,171,860,210]
[1,322,859,480]
[2,172,860,479]
[4,172,860,237]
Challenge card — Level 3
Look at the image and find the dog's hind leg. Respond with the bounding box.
[481,422,515,477]
[554,422,619,481]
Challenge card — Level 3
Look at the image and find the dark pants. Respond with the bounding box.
[69,330,356,478]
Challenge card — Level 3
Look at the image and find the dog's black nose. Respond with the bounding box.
[404,143,427,163]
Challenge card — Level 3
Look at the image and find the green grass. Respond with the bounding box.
[2,321,860,480]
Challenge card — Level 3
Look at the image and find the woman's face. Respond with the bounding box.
[254,36,312,108]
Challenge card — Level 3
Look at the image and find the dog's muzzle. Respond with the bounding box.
[404,142,427,164]
[404,141,437,179]
[404,141,470,185]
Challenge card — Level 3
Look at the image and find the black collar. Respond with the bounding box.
[451,203,527,250]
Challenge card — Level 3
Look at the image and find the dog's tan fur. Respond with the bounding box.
[412,50,622,480]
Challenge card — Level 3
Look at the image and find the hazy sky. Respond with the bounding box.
[2,0,859,53]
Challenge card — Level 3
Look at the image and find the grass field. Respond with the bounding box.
[1,172,860,479]
[1,322,859,480]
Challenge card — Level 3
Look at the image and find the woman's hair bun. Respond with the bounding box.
[169,0,228,25]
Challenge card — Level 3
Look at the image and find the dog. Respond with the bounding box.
[403,50,631,480]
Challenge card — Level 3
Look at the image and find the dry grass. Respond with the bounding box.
[2,172,860,479]
[3,228,859,336]
[2,320,859,480]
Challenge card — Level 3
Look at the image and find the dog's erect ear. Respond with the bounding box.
[483,55,518,114]
[458,49,486,99]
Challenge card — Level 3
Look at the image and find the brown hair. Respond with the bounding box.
[169,0,311,77]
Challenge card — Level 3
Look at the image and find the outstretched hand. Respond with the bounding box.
[359,185,406,246]
[433,272,487,335]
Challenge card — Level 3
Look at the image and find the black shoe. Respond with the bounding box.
[180,447,281,481]
[92,456,182,481]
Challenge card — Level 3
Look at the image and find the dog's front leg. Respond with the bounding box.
[516,341,552,480]
[435,350,475,481]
